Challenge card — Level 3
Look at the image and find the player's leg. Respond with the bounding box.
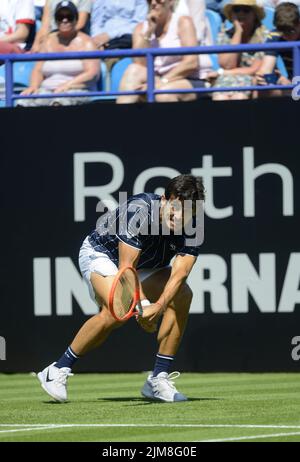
[70,273,122,355]
[140,268,193,402]
[37,272,122,402]
[156,283,192,356]
[141,267,193,354]
[116,63,147,104]
[155,79,198,103]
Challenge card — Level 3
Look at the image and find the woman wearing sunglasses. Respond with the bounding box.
[20,1,99,106]
[117,0,212,103]
[208,0,269,100]
[31,0,92,53]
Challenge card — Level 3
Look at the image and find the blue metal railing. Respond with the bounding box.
[0,41,300,107]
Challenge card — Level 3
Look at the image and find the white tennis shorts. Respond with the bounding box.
[79,236,166,305]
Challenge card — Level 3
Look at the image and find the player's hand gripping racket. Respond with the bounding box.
[109,266,143,321]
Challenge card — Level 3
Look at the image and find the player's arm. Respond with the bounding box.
[118,241,141,269]
[118,241,148,300]
[157,254,196,308]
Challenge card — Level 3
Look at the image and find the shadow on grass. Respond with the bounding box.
[96,397,223,405]
[41,397,223,405]
[42,400,70,404]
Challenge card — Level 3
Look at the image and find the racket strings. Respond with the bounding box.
[114,270,136,319]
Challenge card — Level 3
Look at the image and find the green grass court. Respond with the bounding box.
[1,372,300,442]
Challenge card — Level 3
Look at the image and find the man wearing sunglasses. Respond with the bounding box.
[256,2,300,88]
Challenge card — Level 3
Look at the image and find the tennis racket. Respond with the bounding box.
[109,266,143,321]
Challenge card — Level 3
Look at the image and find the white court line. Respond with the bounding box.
[0,426,60,435]
[200,431,300,442]
[1,423,300,429]
[1,424,300,441]
[0,425,68,428]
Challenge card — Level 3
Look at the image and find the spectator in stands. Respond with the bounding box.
[34,1,46,21]
[91,0,148,50]
[117,0,212,103]
[206,0,230,17]
[19,1,99,107]
[257,0,300,7]
[31,0,92,52]
[256,0,277,5]
[175,0,213,45]
[0,0,35,54]
[208,0,269,100]
[256,2,300,89]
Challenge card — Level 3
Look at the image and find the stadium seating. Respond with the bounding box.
[263,7,275,31]
[110,58,133,93]
[90,60,116,102]
[90,58,132,102]
[98,60,108,92]
[205,10,222,69]
[205,9,222,44]
[0,61,35,92]
[13,62,36,90]
[34,7,43,22]
[277,55,288,78]
[0,90,5,107]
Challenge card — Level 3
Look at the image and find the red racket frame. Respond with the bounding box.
[109,266,142,321]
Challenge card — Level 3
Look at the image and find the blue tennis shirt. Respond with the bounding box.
[88,193,202,269]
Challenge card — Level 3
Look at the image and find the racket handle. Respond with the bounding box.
[135,299,151,316]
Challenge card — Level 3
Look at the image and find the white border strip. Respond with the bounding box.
[1,424,300,441]
[200,432,300,442]
[0,426,60,435]
[1,424,300,429]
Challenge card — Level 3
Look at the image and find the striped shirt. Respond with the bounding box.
[265,30,294,79]
[88,193,201,269]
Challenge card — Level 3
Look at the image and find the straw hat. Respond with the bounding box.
[223,0,265,21]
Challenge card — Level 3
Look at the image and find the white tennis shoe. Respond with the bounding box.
[141,371,188,402]
[37,362,73,402]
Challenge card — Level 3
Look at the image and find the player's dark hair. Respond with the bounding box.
[274,2,300,32]
[165,174,205,202]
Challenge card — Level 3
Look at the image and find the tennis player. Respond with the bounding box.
[37,174,205,403]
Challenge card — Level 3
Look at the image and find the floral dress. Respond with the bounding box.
[213,24,269,97]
